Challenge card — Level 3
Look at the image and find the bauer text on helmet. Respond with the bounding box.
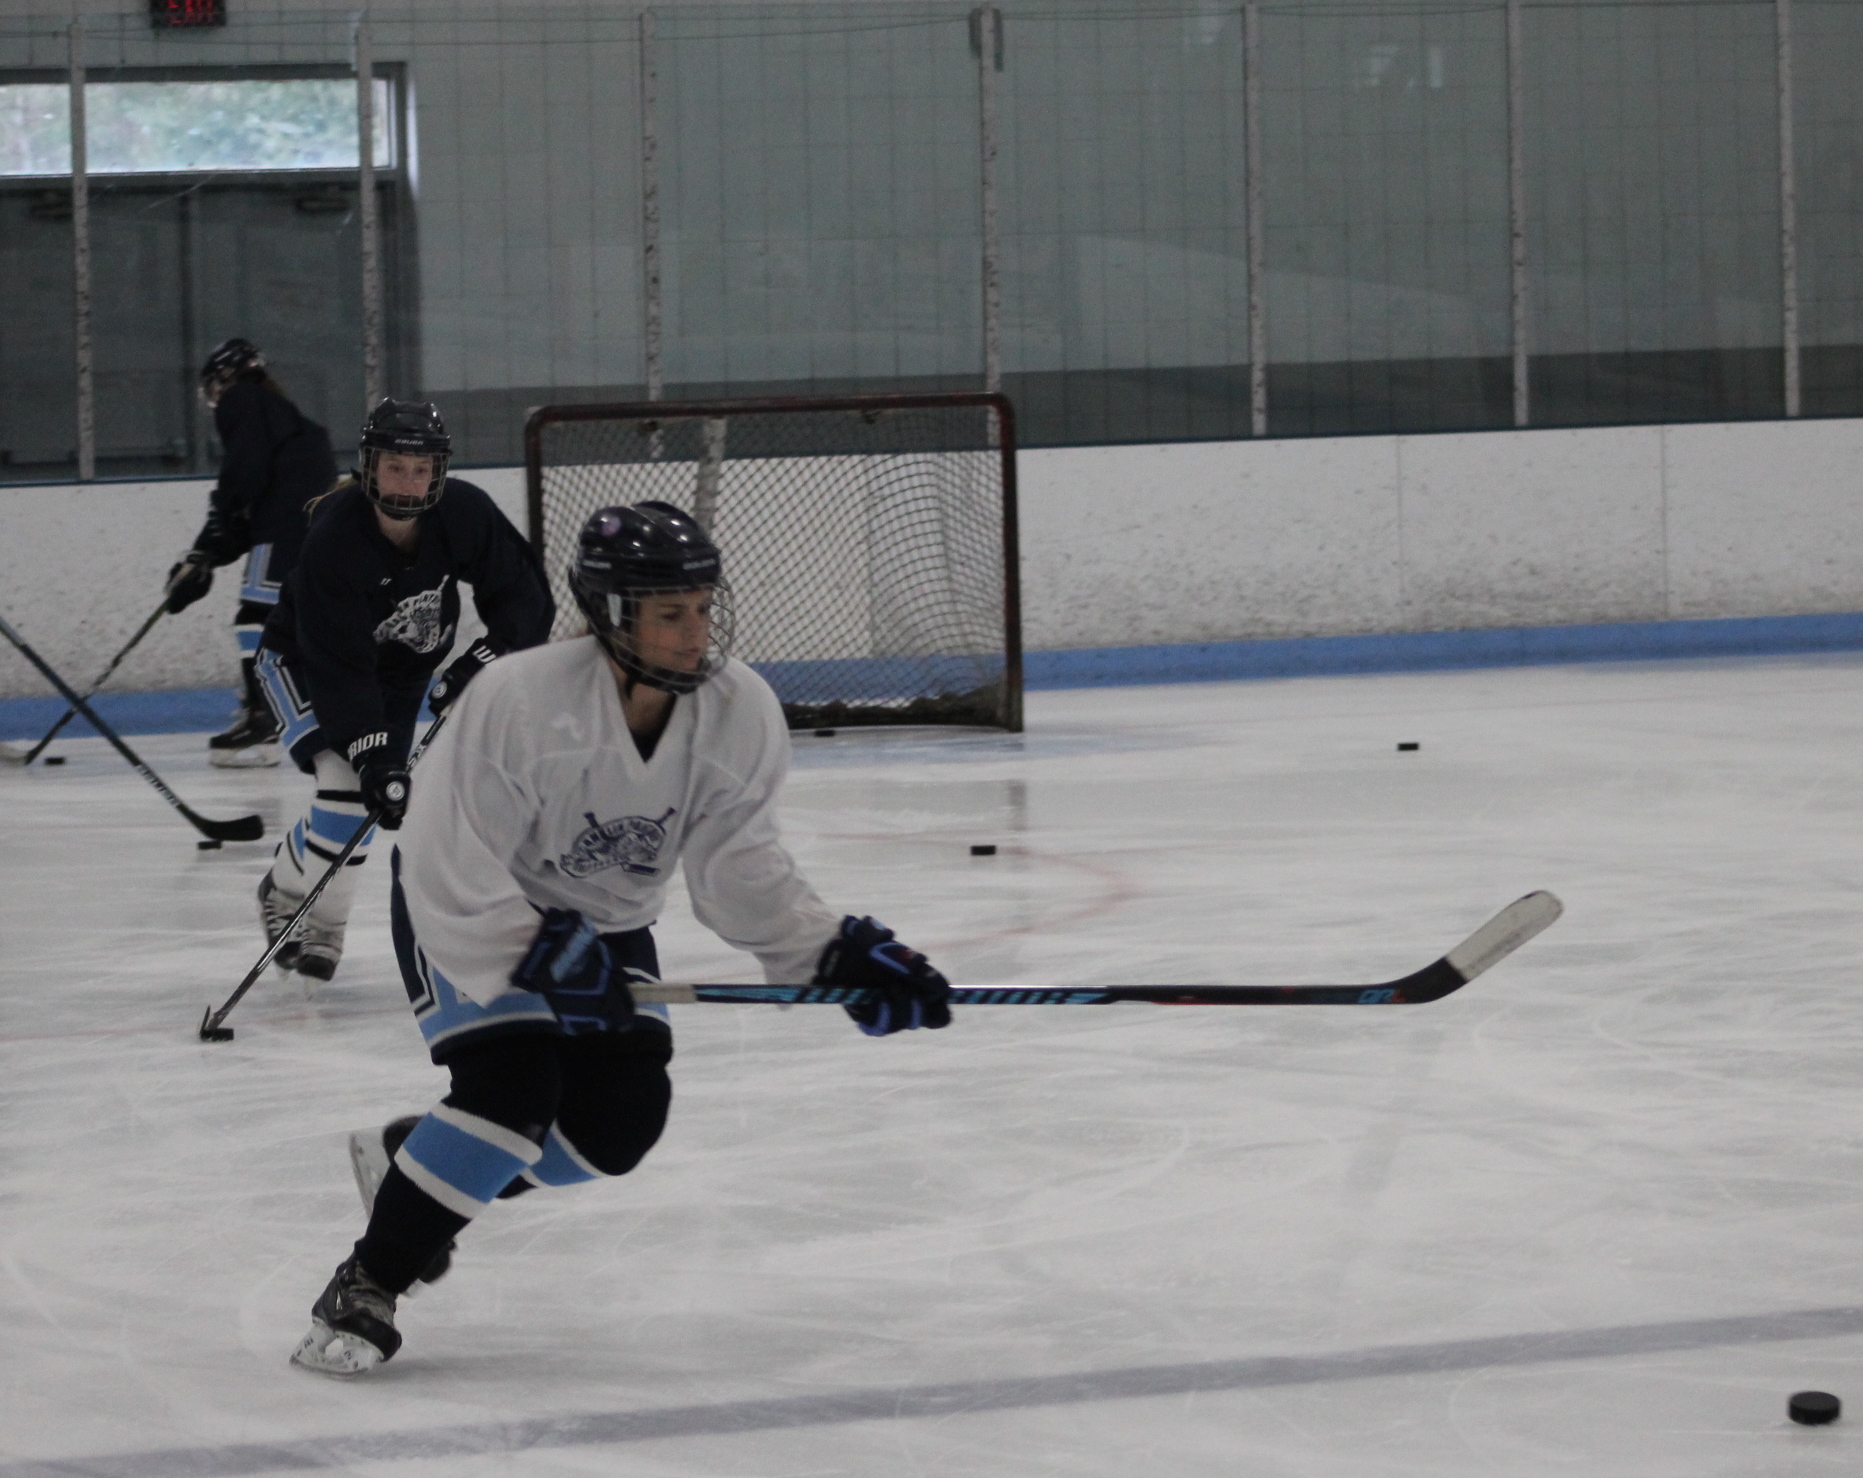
[359,399,451,520]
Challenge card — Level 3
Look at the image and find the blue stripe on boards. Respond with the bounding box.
[0,686,236,741]
[400,1114,535,1205]
[1023,611,1863,690]
[8,609,1863,742]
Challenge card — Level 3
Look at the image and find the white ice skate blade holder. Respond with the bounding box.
[291,1322,385,1377]
[349,1129,391,1216]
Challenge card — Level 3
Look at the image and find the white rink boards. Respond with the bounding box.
[5,655,1863,1476]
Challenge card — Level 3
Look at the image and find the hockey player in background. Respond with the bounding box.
[289,501,953,1376]
[254,399,553,984]
[164,338,337,767]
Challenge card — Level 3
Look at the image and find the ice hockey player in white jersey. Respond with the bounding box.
[291,500,953,1376]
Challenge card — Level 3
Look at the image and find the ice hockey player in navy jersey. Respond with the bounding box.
[254,399,553,984]
[163,338,337,767]
[289,501,953,1376]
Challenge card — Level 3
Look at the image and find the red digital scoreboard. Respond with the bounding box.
[150,0,227,27]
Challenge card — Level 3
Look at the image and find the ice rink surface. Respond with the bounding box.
[6,654,1863,1476]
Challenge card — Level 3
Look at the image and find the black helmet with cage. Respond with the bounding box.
[358,398,451,520]
[198,337,266,403]
[568,501,734,695]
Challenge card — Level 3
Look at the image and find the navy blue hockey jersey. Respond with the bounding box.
[211,380,337,552]
[261,479,554,765]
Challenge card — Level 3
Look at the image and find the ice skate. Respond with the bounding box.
[256,872,302,973]
[349,1116,454,1286]
[207,704,281,768]
[290,1254,400,1376]
[294,914,347,982]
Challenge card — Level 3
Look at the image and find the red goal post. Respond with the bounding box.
[524,391,1023,732]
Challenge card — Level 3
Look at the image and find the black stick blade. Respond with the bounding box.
[198,1006,235,1042]
[189,810,266,843]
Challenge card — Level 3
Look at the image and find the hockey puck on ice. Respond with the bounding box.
[197,839,223,851]
[814,728,837,737]
[1396,742,1420,752]
[970,844,997,856]
[1789,1391,1841,1425]
[203,1026,235,1042]
[43,755,66,765]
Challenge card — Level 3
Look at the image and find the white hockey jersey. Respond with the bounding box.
[397,635,840,1009]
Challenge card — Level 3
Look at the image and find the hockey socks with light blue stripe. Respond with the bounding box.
[355,1106,543,1293]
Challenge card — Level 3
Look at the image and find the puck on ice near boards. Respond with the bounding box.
[970,844,996,856]
[1789,1391,1841,1425]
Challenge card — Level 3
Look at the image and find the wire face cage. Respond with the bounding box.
[525,392,1023,732]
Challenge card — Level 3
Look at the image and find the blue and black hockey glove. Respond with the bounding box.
[346,734,411,830]
[428,639,498,715]
[815,915,952,1037]
[511,907,634,1034]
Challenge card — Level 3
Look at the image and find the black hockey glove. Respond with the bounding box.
[163,552,214,614]
[428,639,499,715]
[511,907,634,1034]
[190,506,252,568]
[346,734,411,830]
[815,915,952,1037]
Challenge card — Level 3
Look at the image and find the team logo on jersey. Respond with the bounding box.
[372,585,454,655]
[560,808,677,879]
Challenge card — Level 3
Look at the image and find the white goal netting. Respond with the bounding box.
[525,393,1022,731]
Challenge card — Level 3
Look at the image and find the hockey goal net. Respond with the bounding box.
[524,392,1022,731]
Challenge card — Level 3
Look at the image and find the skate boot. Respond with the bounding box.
[290,1254,400,1376]
[348,1115,454,1286]
[294,914,347,983]
[256,872,303,974]
[207,705,281,768]
[210,658,282,769]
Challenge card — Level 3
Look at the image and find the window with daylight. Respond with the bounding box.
[0,77,393,177]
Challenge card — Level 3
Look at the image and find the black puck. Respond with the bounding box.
[43,755,66,766]
[203,1026,235,1042]
[1789,1391,1841,1425]
[970,844,996,856]
[1396,742,1420,752]
[197,838,222,851]
[814,728,837,737]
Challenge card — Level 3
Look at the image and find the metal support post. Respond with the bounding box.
[70,20,94,481]
[640,9,663,403]
[356,11,385,410]
[1506,0,1529,428]
[1243,1,1267,437]
[1776,0,1800,417]
[973,7,1002,395]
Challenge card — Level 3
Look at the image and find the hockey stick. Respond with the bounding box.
[200,713,450,1041]
[631,891,1563,1008]
[0,596,168,766]
[0,611,264,844]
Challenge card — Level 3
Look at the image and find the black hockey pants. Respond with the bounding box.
[355,1027,673,1294]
